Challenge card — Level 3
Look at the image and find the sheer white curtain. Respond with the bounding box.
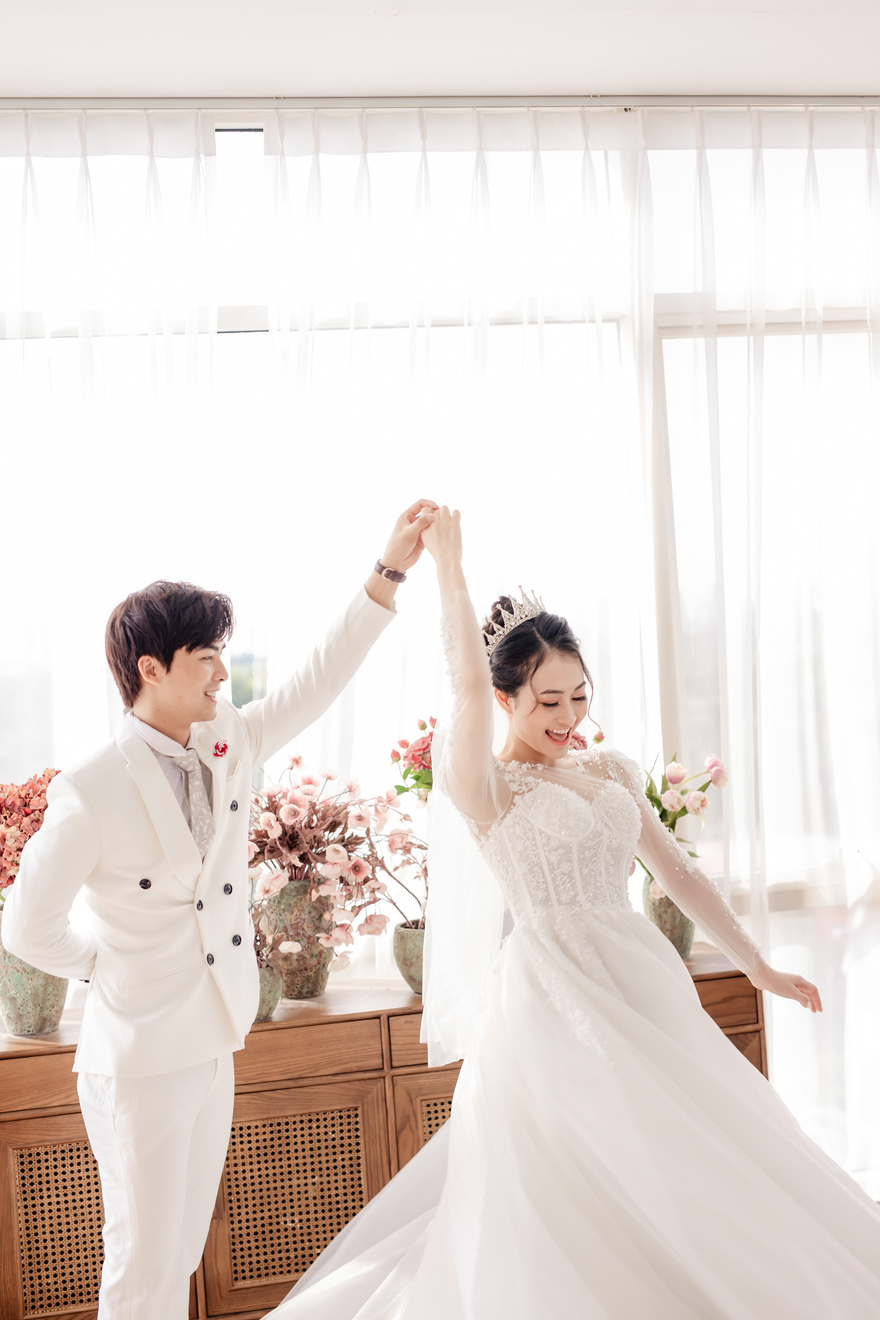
[3,105,880,1191]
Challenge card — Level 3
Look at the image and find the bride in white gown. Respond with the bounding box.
[266,508,880,1320]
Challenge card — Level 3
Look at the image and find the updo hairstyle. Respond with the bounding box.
[482,595,593,709]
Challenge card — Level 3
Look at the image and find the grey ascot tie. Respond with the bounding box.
[177,748,216,858]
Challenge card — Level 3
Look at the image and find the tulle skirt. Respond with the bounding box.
[266,908,880,1319]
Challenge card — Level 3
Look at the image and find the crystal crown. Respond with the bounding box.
[485,587,546,656]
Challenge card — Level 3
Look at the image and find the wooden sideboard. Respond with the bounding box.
[0,945,765,1320]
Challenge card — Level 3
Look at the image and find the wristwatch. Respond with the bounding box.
[374,559,407,583]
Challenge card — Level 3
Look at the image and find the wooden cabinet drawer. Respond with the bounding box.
[235,1017,383,1087]
[0,1053,78,1116]
[694,974,759,1028]
[389,1013,427,1069]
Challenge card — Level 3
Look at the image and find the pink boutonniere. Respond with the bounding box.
[214,741,229,758]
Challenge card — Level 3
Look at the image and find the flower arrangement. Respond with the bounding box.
[248,757,429,972]
[391,717,436,802]
[0,769,59,897]
[641,754,729,897]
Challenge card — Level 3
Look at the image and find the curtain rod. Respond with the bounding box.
[3,95,880,112]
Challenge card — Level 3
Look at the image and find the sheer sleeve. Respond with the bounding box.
[437,589,511,828]
[604,750,768,980]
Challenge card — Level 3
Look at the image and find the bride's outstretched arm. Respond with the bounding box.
[606,750,822,1013]
[421,508,510,826]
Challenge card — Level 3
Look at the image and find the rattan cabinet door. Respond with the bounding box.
[203,1077,391,1317]
[0,1111,199,1320]
[392,1068,461,1171]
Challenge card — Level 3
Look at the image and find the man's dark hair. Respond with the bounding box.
[105,581,235,709]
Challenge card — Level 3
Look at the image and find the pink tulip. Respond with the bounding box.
[660,789,684,812]
[650,877,666,899]
[665,762,687,786]
[708,763,728,788]
[685,791,710,817]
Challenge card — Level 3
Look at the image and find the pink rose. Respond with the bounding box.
[358,913,389,936]
[592,731,605,744]
[397,739,409,749]
[685,791,710,817]
[665,762,687,786]
[390,750,401,763]
[660,789,684,812]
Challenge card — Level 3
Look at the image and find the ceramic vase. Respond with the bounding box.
[393,922,425,995]
[0,905,68,1036]
[254,963,283,1022]
[642,873,695,959]
[265,878,334,999]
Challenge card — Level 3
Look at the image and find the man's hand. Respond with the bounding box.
[381,499,439,573]
[365,499,438,608]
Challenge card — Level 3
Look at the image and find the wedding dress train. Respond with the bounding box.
[265,592,880,1319]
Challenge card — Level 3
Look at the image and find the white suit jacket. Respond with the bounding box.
[2,588,394,1078]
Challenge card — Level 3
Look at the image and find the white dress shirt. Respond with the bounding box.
[126,712,213,830]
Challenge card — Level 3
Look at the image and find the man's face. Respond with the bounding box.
[148,642,229,727]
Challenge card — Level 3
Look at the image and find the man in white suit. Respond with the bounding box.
[1,497,437,1319]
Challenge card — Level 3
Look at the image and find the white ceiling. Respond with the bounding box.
[2,0,880,100]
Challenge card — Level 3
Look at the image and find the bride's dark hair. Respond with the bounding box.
[482,595,593,706]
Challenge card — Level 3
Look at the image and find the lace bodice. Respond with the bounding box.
[478,759,640,921]
[436,588,766,979]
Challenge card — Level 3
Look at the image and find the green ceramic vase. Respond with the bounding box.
[265,878,334,999]
[642,873,695,960]
[254,963,283,1022]
[393,922,425,995]
[0,905,69,1036]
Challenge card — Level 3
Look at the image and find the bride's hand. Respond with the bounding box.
[751,964,823,1012]
[422,506,462,565]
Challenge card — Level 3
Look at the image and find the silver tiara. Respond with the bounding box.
[485,587,546,657]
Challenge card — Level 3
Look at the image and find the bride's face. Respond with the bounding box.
[496,651,589,763]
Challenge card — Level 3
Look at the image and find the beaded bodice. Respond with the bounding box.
[475,757,641,923]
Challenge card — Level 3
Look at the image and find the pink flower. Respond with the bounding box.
[397,739,410,749]
[288,754,303,768]
[247,842,258,861]
[705,758,728,788]
[429,716,437,728]
[331,908,353,925]
[364,877,388,894]
[320,770,337,780]
[329,952,352,972]
[259,811,277,829]
[390,750,401,763]
[685,791,710,817]
[278,803,300,825]
[348,857,372,881]
[387,829,412,855]
[317,880,337,896]
[660,789,684,812]
[345,779,361,798]
[319,926,354,948]
[299,783,318,798]
[358,913,390,936]
[278,939,302,954]
[301,774,319,786]
[347,807,371,831]
[649,877,666,899]
[255,870,289,901]
[373,802,389,828]
[384,788,398,805]
[324,843,349,865]
[317,862,344,880]
[665,762,687,786]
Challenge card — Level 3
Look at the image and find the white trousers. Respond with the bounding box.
[78,1054,235,1320]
